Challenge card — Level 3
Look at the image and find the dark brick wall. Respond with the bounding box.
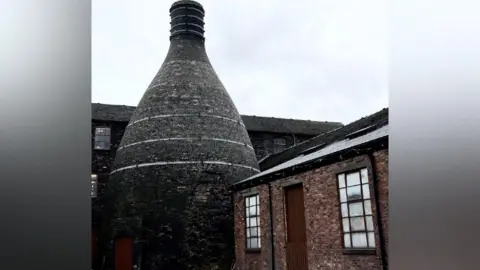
[248,132,314,161]
[91,121,315,174]
[233,185,273,270]
[233,149,389,270]
[91,120,127,174]
[91,120,128,221]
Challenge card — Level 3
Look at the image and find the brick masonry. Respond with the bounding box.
[233,149,389,270]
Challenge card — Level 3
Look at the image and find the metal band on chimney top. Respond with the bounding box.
[170,0,205,40]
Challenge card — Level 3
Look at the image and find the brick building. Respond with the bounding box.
[231,108,388,270]
[91,103,342,269]
[91,1,386,269]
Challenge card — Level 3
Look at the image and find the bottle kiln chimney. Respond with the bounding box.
[169,0,206,40]
[103,1,259,270]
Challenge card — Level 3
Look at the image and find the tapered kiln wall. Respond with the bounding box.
[103,1,259,269]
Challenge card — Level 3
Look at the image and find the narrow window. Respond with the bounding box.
[94,127,111,150]
[91,174,98,198]
[338,168,375,249]
[273,137,287,153]
[245,194,261,249]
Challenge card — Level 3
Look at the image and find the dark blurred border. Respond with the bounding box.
[390,0,480,269]
[0,0,91,269]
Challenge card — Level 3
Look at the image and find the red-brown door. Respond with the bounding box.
[115,237,133,270]
[92,228,98,262]
[285,184,308,270]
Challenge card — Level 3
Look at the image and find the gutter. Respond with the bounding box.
[367,152,388,270]
[233,137,388,192]
[267,183,276,270]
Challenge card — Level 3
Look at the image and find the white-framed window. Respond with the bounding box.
[273,137,287,153]
[337,168,376,249]
[91,174,98,198]
[245,194,261,249]
[94,127,111,150]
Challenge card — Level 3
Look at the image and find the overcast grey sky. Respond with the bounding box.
[92,0,387,124]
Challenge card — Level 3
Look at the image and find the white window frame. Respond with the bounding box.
[337,168,376,249]
[273,137,287,153]
[94,127,111,150]
[245,194,261,249]
[91,174,98,198]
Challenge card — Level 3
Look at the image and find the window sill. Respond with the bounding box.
[93,148,111,151]
[343,248,376,255]
[245,248,262,253]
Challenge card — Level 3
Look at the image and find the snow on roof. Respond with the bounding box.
[238,124,389,184]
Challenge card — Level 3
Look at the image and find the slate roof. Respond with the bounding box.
[258,108,389,171]
[241,115,342,135]
[236,124,389,186]
[91,103,343,136]
[92,103,136,122]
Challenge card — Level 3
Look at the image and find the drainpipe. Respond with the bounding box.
[367,151,388,270]
[230,189,236,270]
[267,183,276,270]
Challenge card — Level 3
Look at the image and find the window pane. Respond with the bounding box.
[95,128,105,135]
[250,238,260,249]
[91,179,97,197]
[250,227,258,237]
[249,206,256,216]
[344,233,351,248]
[94,141,105,149]
[346,185,362,201]
[352,233,368,248]
[350,217,366,231]
[362,184,371,199]
[257,226,261,238]
[339,188,347,202]
[250,217,257,227]
[346,172,361,186]
[251,196,257,205]
[341,203,349,217]
[256,205,260,215]
[360,168,369,183]
[368,232,376,248]
[95,127,111,136]
[364,200,372,215]
[338,174,346,188]
[342,218,350,232]
[349,202,364,217]
[366,216,374,231]
[246,227,250,237]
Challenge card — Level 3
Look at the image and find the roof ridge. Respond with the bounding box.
[240,114,343,125]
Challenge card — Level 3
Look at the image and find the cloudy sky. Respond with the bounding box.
[92,0,387,124]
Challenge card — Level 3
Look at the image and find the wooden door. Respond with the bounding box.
[285,184,308,270]
[91,228,98,262]
[115,237,133,270]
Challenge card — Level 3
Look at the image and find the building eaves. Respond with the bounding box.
[258,108,389,171]
[234,124,389,187]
